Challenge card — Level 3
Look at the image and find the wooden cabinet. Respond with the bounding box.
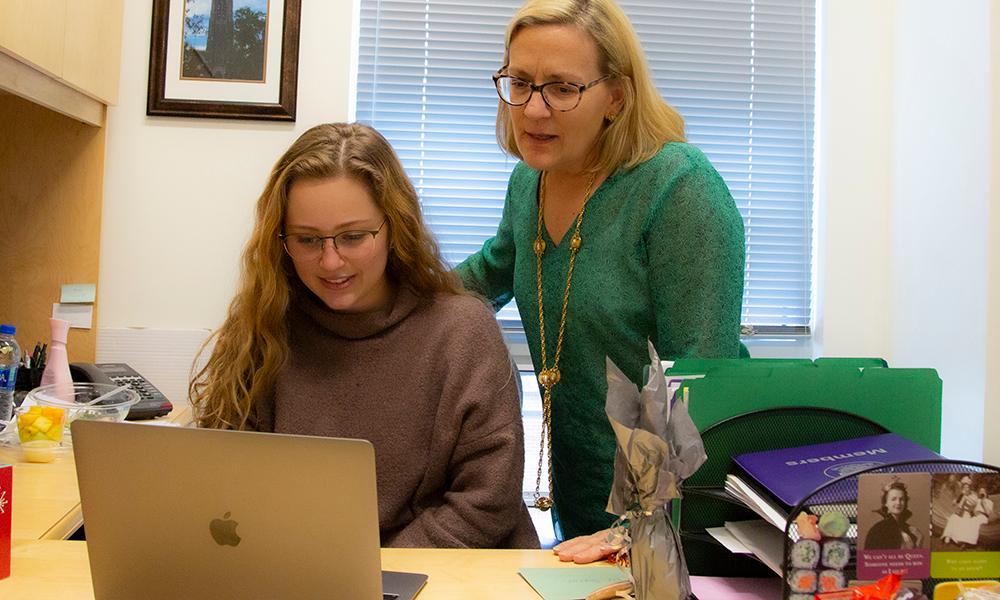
[62,0,125,105]
[0,92,105,361]
[0,0,124,125]
[0,0,67,78]
[0,0,121,359]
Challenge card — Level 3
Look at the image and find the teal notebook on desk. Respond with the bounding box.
[518,567,627,600]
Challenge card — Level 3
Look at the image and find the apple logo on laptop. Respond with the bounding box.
[209,511,241,547]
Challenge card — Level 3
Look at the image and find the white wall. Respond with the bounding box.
[816,0,998,462]
[99,1,1000,461]
[889,1,991,462]
[814,0,895,360]
[986,4,1000,467]
[97,1,354,402]
[100,1,354,331]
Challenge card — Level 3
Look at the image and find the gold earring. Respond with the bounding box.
[605,112,617,123]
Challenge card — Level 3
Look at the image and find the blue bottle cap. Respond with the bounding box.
[0,324,15,335]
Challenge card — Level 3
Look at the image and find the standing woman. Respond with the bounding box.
[457,0,745,559]
[190,123,538,549]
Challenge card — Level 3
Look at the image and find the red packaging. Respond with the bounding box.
[0,463,10,580]
[814,572,902,600]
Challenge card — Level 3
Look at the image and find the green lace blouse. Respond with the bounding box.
[456,142,746,539]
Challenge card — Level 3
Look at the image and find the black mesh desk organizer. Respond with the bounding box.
[679,406,888,577]
[780,459,1000,599]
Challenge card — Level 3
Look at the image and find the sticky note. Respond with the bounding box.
[60,283,96,304]
[518,567,628,600]
[52,303,93,329]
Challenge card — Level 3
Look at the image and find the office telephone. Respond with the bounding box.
[69,362,173,420]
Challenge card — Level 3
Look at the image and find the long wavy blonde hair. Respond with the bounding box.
[190,123,462,430]
[496,0,686,174]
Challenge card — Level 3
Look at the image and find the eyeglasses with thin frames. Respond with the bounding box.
[279,219,387,261]
[492,68,612,112]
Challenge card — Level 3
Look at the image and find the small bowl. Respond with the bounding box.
[25,382,140,441]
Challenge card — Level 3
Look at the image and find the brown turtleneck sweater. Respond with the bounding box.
[255,286,539,549]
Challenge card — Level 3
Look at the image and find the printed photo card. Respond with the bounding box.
[856,472,1000,581]
[929,472,1000,579]
[857,472,932,580]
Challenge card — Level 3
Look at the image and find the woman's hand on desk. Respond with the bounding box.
[552,528,622,564]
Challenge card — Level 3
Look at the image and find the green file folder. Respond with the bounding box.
[675,363,940,451]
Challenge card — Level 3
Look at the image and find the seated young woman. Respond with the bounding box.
[190,122,539,549]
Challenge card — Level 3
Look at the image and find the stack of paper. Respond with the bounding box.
[706,520,785,576]
[724,474,789,531]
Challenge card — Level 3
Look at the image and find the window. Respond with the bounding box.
[356,2,814,526]
[355,0,816,335]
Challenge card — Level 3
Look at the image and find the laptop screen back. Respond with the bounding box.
[72,420,383,600]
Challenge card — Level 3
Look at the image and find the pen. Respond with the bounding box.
[33,344,47,387]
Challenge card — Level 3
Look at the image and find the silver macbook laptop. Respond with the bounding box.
[72,420,427,600]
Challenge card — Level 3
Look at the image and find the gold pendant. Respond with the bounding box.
[530,171,596,519]
[538,367,561,388]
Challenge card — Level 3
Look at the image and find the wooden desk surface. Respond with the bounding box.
[3,542,592,599]
[2,541,783,599]
[0,447,81,541]
[2,406,193,541]
[0,407,595,598]
[1,406,782,598]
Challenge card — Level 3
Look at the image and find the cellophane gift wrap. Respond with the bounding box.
[604,342,706,600]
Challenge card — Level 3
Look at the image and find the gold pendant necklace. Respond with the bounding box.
[532,170,598,511]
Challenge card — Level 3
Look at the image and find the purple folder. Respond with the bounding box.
[732,433,941,509]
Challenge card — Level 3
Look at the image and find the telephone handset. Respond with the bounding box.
[69,362,173,420]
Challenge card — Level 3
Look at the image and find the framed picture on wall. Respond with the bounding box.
[147,0,301,121]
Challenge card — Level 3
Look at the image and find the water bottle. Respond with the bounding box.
[0,324,21,423]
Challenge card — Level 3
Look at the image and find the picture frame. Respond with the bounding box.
[147,0,301,121]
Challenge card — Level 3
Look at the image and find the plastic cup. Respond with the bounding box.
[16,404,67,463]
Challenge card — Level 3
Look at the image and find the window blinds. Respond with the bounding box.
[356,0,815,332]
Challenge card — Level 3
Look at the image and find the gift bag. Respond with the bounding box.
[605,342,706,600]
